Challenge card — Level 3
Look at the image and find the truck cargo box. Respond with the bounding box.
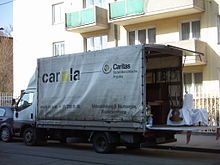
[36,44,185,133]
[37,45,146,132]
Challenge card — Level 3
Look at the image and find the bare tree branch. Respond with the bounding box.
[0,25,13,37]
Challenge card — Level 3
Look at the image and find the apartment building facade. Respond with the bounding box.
[13,0,220,98]
[0,36,13,93]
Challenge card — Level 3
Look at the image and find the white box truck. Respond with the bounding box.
[11,45,206,153]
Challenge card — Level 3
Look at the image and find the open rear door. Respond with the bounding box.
[145,45,183,125]
[144,44,206,127]
[143,44,210,144]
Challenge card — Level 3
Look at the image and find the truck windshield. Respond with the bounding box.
[17,92,34,111]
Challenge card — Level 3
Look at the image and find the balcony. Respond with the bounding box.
[66,6,109,33]
[109,0,205,26]
[167,39,207,66]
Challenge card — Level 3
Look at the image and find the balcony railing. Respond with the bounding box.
[66,6,108,33]
[109,0,144,19]
[109,0,205,25]
[66,7,94,27]
[167,39,207,66]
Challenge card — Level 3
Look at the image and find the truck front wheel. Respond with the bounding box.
[92,133,115,153]
[23,127,37,146]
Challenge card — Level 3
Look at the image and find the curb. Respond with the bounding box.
[147,145,220,154]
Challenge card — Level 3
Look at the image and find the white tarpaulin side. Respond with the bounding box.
[37,45,145,127]
[27,69,37,89]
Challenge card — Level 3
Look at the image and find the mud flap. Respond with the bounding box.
[186,131,192,144]
[216,128,220,140]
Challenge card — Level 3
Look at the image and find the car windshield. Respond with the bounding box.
[0,108,6,117]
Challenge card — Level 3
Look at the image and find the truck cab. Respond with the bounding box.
[13,88,36,137]
[13,71,37,137]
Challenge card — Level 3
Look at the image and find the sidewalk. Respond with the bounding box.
[159,133,220,152]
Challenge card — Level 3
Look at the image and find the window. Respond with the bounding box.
[128,28,156,45]
[192,21,200,38]
[181,22,190,40]
[83,0,107,8]
[184,72,203,96]
[17,93,34,111]
[148,28,156,44]
[217,15,220,44]
[86,35,108,51]
[181,20,200,40]
[53,41,65,56]
[219,69,220,94]
[138,29,146,44]
[129,31,135,45]
[0,108,5,117]
[52,3,64,24]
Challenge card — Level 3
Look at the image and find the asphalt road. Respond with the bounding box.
[0,140,220,165]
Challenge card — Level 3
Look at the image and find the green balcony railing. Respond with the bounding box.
[66,7,95,28]
[110,0,144,19]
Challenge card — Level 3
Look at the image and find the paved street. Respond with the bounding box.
[0,139,220,165]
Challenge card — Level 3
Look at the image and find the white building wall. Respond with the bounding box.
[13,0,220,96]
[13,0,84,97]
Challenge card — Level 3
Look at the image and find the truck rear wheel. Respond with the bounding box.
[23,127,37,146]
[92,133,115,153]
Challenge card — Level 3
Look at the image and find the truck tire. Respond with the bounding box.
[23,127,38,146]
[92,133,115,153]
[23,128,47,146]
[1,127,12,142]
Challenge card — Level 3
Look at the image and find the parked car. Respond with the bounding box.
[0,106,13,142]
